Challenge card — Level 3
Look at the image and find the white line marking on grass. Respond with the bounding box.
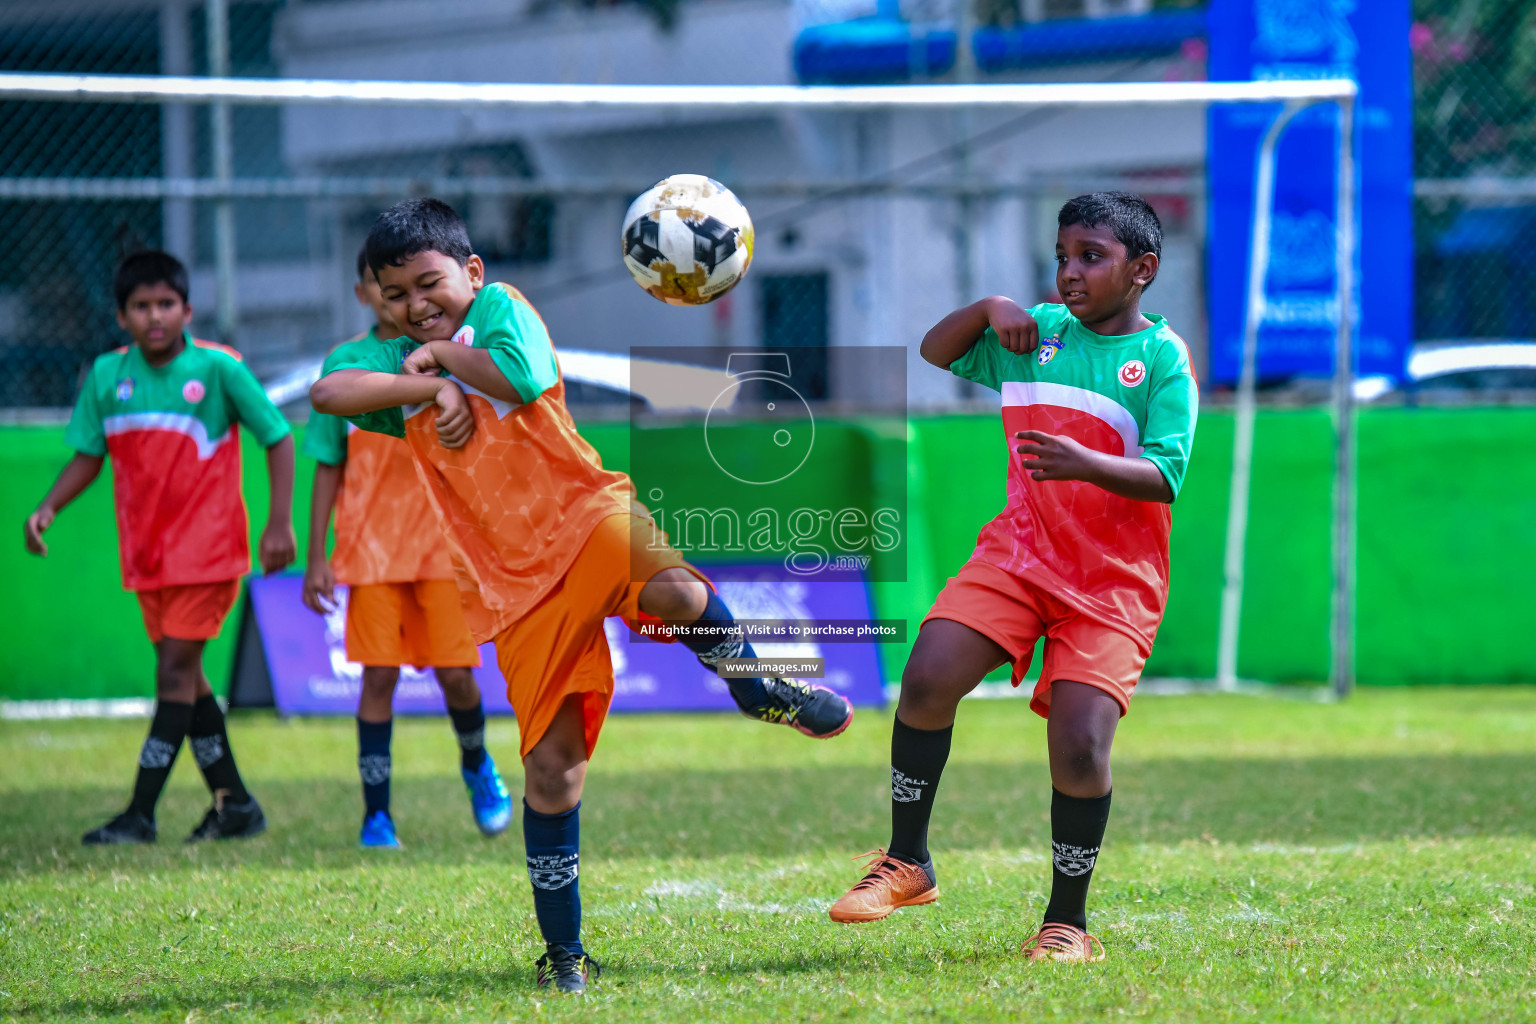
[2,698,155,720]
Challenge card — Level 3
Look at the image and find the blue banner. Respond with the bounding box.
[241,570,888,716]
[1207,0,1412,383]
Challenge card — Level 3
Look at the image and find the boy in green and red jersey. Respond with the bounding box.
[828,192,1199,963]
[23,250,296,845]
[301,246,512,849]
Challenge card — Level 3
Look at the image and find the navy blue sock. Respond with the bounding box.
[676,590,769,708]
[357,718,392,817]
[523,800,583,953]
[447,700,487,772]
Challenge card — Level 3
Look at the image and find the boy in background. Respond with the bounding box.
[311,198,853,994]
[826,193,1198,964]
[24,250,296,845]
[302,246,513,849]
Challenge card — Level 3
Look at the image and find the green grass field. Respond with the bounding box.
[3,688,1535,1022]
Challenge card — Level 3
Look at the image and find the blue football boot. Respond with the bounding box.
[462,754,513,836]
[359,810,402,849]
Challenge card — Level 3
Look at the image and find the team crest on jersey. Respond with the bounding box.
[451,325,475,346]
[115,378,134,402]
[1037,335,1062,366]
[1118,359,1146,387]
[182,379,206,403]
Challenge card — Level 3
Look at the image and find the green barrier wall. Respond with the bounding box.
[3,408,1533,699]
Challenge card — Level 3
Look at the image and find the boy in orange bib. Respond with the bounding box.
[311,199,854,993]
[302,247,512,849]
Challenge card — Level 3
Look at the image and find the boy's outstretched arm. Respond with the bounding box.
[259,435,298,574]
[23,453,104,556]
[401,343,521,404]
[1014,431,1174,504]
[921,296,1040,368]
[311,369,475,449]
[302,462,343,613]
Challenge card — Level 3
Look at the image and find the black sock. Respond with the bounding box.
[357,718,392,818]
[188,695,250,804]
[887,715,952,864]
[1043,787,1113,931]
[675,590,768,708]
[523,800,583,954]
[129,700,193,819]
[447,700,487,772]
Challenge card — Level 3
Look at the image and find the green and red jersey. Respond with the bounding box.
[302,328,458,586]
[65,334,291,591]
[949,303,1199,652]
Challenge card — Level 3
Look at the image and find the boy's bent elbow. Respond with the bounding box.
[309,377,344,414]
[917,334,950,369]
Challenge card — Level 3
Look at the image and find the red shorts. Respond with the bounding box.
[345,579,481,669]
[136,579,242,644]
[492,514,703,759]
[923,559,1146,718]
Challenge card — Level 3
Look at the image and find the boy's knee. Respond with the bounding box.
[435,667,478,703]
[522,754,583,814]
[898,656,960,720]
[154,640,203,701]
[640,571,707,622]
[1049,723,1112,787]
[360,667,399,699]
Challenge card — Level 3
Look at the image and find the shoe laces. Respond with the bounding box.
[1023,923,1104,959]
[537,946,600,982]
[848,848,910,892]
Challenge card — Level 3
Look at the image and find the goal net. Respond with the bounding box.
[0,70,1356,694]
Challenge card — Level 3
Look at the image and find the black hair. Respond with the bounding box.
[1057,191,1162,288]
[365,197,473,275]
[355,243,370,282]
[114,249,189,310]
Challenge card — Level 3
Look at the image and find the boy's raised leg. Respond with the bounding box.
[523,694,600,995]
[639,569,854,738]
[1021,680,1117,963]
[829,619,1005,922]
[437,667,512,836]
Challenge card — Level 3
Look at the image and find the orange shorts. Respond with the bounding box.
[923,559,1147,719]
[493,513,702,759]
[345,579,482,668]
[136,579,242,644]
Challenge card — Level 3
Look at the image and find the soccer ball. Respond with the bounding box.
[622,174,754,306]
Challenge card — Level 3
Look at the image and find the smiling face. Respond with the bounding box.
[374,250,485,344]
[1054,222,1158,332]
[115,282,191,365]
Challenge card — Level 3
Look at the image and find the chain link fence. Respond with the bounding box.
[1411,0,1536,357]
[5,0,1524,409]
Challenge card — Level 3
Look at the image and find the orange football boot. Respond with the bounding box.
[827,849,940,923]
[1021,922,1105,963]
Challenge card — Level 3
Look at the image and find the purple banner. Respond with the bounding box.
[246,568,887,716]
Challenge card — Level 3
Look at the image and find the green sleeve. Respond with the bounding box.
[63,367,106,456]
[223,357,292,448]
[947,326,1004,392]
[1140,344,1199,500]
[478,286,560,404]
[301,411,349,466]
[320,340,407,439]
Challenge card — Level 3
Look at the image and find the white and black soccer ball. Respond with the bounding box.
[622,174,754,306]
